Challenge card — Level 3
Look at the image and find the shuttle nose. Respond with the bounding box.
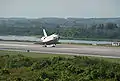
[54,35,59,39]
[56,35,60,39]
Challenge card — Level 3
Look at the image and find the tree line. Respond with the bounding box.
[0,22,120,40]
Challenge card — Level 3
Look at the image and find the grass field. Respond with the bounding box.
[1,50,120,63]
[1,50,120,80]
[0,50,71,58]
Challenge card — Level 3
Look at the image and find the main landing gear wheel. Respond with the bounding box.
[43,44,47,47]
[45,45,47,47]
[52,45,55,47]
[52,44,56,47]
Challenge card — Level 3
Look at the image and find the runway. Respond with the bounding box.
[0,41,120,58]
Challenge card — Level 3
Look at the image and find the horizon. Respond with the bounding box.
[0,16,120,19]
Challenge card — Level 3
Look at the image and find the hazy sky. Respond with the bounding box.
[0,0,120,18]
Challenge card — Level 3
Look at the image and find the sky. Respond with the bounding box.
[0,0,120,18]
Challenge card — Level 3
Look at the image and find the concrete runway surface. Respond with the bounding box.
[0,41,120,58]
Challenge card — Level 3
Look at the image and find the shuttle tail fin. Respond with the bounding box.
[43,29,47,37]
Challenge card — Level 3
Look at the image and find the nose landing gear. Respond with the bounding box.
[42,44,47,47]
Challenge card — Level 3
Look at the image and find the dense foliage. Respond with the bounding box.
[0,18,120,39]
[0,54,120,81]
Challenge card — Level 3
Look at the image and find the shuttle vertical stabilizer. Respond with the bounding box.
[43,29,47,37]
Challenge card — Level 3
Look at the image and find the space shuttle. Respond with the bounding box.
[41,29,59,47]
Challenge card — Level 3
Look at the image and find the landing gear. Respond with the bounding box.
[52,45,55,47]
[45,45,47,47]
[52,44,56,47]
[43,44,47,47]
[42,44,56,47]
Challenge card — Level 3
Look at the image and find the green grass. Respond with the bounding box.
[0,50,71,58]
[1,50,120,64]
[89,56,120,64]
[1,50,120,80]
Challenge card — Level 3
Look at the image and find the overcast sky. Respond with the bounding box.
[0,0,120,18]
